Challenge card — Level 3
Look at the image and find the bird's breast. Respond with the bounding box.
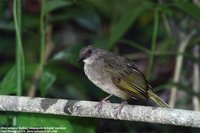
[84,62,130,100]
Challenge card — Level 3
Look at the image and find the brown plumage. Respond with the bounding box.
[79,45,170,108]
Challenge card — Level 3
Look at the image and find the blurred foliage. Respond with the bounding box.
[17,114,73,133]
[0,0,199,132]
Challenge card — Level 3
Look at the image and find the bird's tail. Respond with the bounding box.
[148,89,170,108]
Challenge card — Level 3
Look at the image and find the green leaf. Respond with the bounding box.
[69,118,96,133]
[0,114,8,125]
[40,71,56,96]
[44,0,73,15]
[17,114,73,133]
[0,66,17,95]
[83,0,114,16]
[20,44,25,81]
[173,2,200,21]
[108,2,153,49]
[72,123,95,133]
[53,44,83,66]
[14,0,25,95]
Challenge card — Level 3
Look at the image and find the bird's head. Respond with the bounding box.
[78,45,97,63]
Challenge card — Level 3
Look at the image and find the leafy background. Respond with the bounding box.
[0,0,199,132]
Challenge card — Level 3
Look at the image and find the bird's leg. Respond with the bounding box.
[115,101,127,117]
[95,94,113,113]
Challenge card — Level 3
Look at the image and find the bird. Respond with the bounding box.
[79,45,170,113]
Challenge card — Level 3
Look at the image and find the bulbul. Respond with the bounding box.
[79,45,170,109]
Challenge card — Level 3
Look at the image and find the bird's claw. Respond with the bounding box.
[95,100,110,113]
[114,101,127,117]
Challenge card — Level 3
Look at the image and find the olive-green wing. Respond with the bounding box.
[104,57,149,100]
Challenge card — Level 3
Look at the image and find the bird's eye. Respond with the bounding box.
[86,49,92,57]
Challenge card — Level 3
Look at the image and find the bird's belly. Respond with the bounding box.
[84,64,129,100]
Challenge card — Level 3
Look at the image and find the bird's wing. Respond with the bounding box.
[104,55,149,100]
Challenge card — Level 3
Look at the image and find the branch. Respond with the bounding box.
[0,96,200,128]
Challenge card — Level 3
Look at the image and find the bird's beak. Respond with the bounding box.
[78,57,84,63]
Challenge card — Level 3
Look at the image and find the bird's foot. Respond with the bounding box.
[95,95,112,113]
[114,101,127,117]
[95,100,110,113]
